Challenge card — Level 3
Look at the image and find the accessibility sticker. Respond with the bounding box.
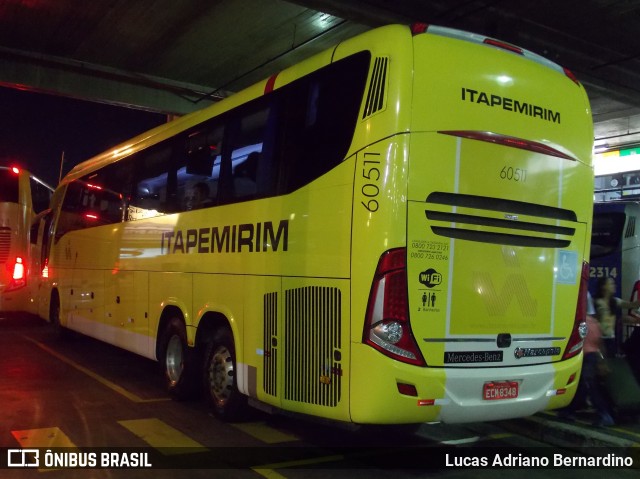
[556,251,578,285]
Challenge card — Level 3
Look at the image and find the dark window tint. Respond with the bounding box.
[30,219,39,245]
[0,169,19,203]
[277,51,370,193]
[177,123,224,211]
[30,178,53,213]
[57,164,129,239]
[591,212,626,257]
[55,51,371,228]
[177,99,274,209]
[130,143,177,219]
[230,106,272,202]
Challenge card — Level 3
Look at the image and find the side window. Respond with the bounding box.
[49,51,370,229]
[56,164,130,238]
[30,219,39,245]
[229,104,274,202]
[277,51,371,193]
[56,181,86,239]
[30,178,53,214]
[130,143,176,220]
[178,124,224,211]
[83,162,132,225]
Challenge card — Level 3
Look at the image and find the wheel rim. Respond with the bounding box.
[208,345,234,406]
[165,335,183,385]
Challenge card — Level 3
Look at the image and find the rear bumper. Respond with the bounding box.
[0,285,29,313]
[350,343,581,424]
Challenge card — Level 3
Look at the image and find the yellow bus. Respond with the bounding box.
[40,23,593,424]
[0,165,53,313]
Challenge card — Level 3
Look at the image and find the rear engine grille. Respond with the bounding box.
[0,227,11,264]
[263,292,278,397]
[284,286,342,407]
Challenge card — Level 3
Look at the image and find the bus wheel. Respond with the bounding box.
[203,327,246,421]
[159,317,196,400]
[50,293,68,340]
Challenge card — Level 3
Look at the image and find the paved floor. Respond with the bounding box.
[502,404,640,451]
[2,312,639,477]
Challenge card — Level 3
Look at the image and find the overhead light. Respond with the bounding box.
[593,143,609,154]
[313,12,333,29]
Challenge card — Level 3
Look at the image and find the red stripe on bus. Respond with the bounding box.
[265,74,278,94]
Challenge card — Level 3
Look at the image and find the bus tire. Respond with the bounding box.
[203,327,247,421]
[50,292,69,340]
[159,317,196,400]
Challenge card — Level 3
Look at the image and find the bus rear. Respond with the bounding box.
[0,166,53,313]
[0,166,29,311]
[352,25,593,423]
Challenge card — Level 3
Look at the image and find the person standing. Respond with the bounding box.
[593,277,640,358]
[559,293,615,426]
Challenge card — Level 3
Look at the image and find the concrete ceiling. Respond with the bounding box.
[0,0,639,150]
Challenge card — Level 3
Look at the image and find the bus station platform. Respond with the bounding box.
[501,410,640,451]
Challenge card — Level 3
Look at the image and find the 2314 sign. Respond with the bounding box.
[589,266,617,279]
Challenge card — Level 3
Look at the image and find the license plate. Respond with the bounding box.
[483,381,519,400]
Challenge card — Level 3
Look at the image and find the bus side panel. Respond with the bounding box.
[67,268,105,339]
[237,275,282,409]
[349,137,412,423]
[350,138,410,344]
[57,228,112,338]
[103,270,150,357]
[191,273,243,342]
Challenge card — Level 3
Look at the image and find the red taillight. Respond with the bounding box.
[11,166,20,174]
[563,261,589,360]
[363,248,426,366]
[483,38,523,55]
[6,257,26,291]
[12,257,24,281]
[438,130,577,161]
[42,259,49,279]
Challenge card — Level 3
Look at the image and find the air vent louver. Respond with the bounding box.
[284,286,342,407]
[362,57,388,119]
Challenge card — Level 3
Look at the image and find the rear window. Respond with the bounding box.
[590,212,626,257]
[0,169,19,203]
